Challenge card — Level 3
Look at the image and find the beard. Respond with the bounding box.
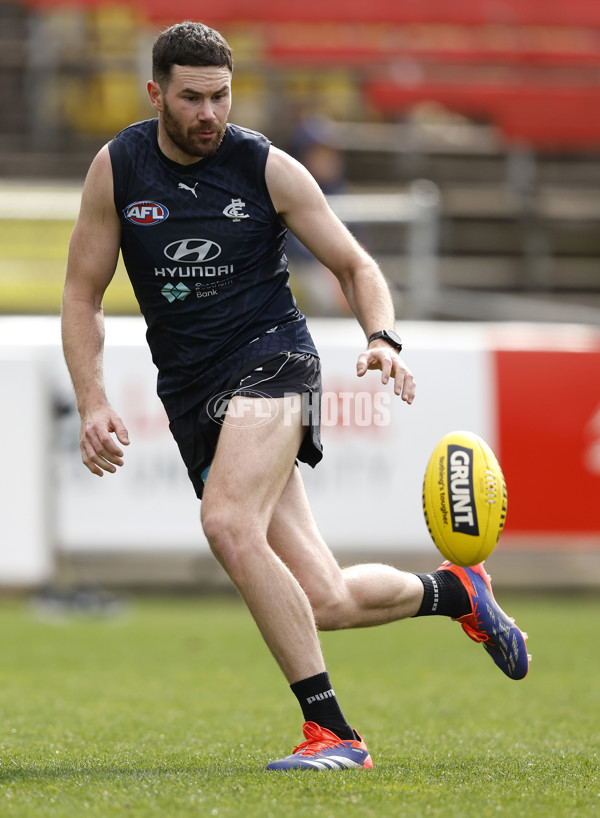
[161,102,227,160]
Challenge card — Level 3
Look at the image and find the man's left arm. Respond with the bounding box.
[265,147,416,404]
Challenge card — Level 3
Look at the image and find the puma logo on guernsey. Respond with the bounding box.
[178,182,198,198]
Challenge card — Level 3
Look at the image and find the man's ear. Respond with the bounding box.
[147,80,163,112]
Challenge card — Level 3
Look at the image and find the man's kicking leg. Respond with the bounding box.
[268,466,530,677]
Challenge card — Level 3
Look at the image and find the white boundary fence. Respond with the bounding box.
[2,316,600,588]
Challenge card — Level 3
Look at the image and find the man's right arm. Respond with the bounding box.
[62,145,130,476]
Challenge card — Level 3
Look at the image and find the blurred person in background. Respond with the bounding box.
[61,21,529,771]
[287,116,352,316]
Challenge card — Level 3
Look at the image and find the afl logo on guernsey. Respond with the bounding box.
[124,201,169,226]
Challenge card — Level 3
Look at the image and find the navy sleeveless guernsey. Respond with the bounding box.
[108,119,317,419]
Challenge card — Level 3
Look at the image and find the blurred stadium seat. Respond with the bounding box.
[1,0,599,319]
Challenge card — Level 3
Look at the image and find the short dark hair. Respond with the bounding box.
[152,21,233,87]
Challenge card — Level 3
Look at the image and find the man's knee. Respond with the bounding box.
[202,505,239,550]
[305,586,349,631]
[201,504,261,577]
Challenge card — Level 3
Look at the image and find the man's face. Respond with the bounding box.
[149,65,232,163]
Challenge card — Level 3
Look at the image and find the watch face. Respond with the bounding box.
[369,330,402,350]
[385,331,402,347]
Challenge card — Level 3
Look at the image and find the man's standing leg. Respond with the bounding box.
[200,394,372,769]
[200,394,326,682]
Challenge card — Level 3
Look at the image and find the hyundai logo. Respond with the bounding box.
[164,238,222,263]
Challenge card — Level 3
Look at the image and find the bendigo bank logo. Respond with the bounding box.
[124,201,169,225]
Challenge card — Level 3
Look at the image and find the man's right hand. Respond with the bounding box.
[79,406,130,476]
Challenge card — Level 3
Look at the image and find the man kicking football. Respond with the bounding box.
[61,20,529,771]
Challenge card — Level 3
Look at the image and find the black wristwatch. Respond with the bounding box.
[368,330,403,352]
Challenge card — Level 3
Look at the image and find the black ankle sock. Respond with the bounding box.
[290,672,354,740]
[413,570,471,618]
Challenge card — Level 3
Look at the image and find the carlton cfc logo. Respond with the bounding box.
[124,201,169,225]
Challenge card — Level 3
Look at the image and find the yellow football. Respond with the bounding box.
[422,431,508,566]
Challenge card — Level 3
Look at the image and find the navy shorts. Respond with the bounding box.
[169,351,323,499]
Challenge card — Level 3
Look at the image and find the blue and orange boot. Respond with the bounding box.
[438,561,530,680]
[266,721,373,771]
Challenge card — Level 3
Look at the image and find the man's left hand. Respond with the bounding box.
[356,345,416,404]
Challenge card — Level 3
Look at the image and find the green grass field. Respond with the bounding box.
[0,592,598,817]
